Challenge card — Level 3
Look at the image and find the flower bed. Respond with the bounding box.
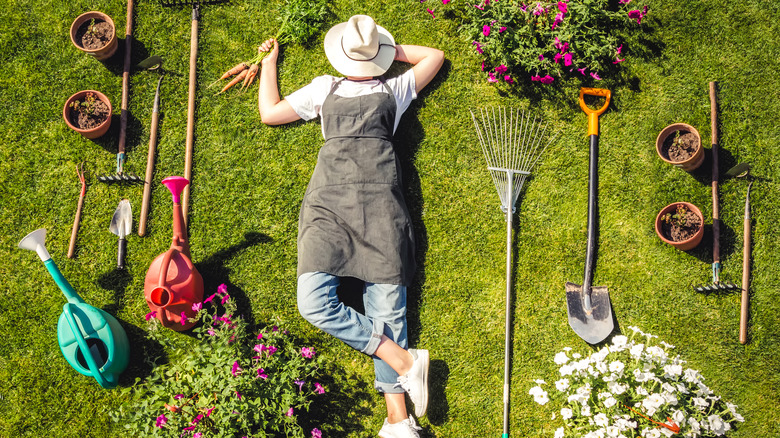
[530,327,745,437]
[421,0,649,85]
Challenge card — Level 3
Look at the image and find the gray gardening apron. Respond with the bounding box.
[297,79,415,286]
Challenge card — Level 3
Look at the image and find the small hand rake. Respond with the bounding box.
[471,107,559,438]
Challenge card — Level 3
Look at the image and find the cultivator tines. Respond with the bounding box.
[694,281,740,293]
[159,0,227,6]
[98,172,145,184]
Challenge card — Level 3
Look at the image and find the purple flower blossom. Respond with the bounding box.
[558,1,568,13]
[538,53,545,61]
[533,3,546,16]
[257,332,263,340]
[563,52,573,66]
[481,61,486,71]
[232,361,242,376]
[206,407,214,417]
[207,328,216,336]
[295,380,305,391]
[495,64,508,74]
[474,3,484,10]
[577,67,587,75]
[311,428,323,438]
[590,72,602,80]
[257,368,268,379]
[554,53,562,63]
[192,302,202,312]
[221,293,230,305]
[145,311,157,321]
[236,391,242,400]
[194,433,203,438]
[218,284,228,295]
[443,0,451,4]
[483,24,491,37]
[286,407,294,417]
[504,75,514,84]
[155,414,168,428]
[314,382,326,394]
[552,12,564,29]
[472,41,484,54]
[174,394,184,400]
[204,293,217,303]
[427,8,436,17]
[628,7,647,24]
[531,74,555,84]
[487,72,499,83]
[499,26,507,33]
[180,312,188,326]
[301,347,316,359]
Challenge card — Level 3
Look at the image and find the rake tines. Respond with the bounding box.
[159,0,228,6]
[693,281,740,293]
[98,172,145,184]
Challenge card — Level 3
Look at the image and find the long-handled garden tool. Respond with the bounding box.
[98,0,144,185]
[110,199,132,269]
[139,72,164,237]
[161,0,226,227]
[19,228,130,388]
[694,82,739,293]
[565,87,614,345]
[67,163,86,258]
[471,107,559,438]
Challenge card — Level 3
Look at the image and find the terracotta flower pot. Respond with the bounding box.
[656,123,704,172]
[655,202,704,251]
[63,90,113,139]
[69,11,118,61]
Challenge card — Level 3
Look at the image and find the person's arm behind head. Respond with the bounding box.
[258,38,302,126]
[394,45,444,93]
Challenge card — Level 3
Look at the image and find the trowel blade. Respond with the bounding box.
[109,199,132,238]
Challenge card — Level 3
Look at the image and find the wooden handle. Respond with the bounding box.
[118,0,134,159]
[740,186,751,344]
[183,12,198,228]
[138,110,160,237]
[709,81,720,264]
[67,195,85,258]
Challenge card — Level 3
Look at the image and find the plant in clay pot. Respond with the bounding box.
[69,11,118,61]
[655,202,704,251]
[655,123,704,172]
[63,90,112,139]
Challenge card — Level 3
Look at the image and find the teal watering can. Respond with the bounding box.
[19,228,130,388]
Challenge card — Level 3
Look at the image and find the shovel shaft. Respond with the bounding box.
[182,5,199,228]
[583,134,599,296]
[740,185,751,344]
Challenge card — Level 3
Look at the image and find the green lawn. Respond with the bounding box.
[1,0,778,437]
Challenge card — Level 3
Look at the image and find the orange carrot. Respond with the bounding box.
[219,69,249,93]
[241,63,260,90]
[221,62,248,80]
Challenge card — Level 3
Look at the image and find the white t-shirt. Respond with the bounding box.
[285,70,417,136]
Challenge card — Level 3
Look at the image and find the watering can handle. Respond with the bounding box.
[45,259,84,305]
[579,88,611,136]
[62,304,111,388]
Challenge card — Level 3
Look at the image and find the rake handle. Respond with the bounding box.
[740,183,751,344]
[117,0,134,172]
[139,103,160,237]
[182,5,199,228]
[68,193,85,258]
[709,82,721,268]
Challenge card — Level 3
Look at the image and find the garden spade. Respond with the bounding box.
[110,199,132,269]
[566,88,614,345]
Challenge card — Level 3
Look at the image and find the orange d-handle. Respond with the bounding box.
[579,88,611,136]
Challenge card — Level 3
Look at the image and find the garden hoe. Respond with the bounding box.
[161,0,227,227]
[138,56,165,237]
[471,107,559,438]
[694,82,739,293]
[566,88,614,345]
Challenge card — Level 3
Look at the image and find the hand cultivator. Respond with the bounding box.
[67,163,87,259]
[471,107,559,438]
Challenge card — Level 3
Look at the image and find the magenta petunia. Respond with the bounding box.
[442,0,451,4]
[558,1,567,13]
[204,293,217,303]
[495,64,508,74]
[472,41,484,54]
[174,393,184,400]
[563,53,573,66]
[499,26,507,33]
[504,75,514,84]
[145,311,157,321]
[538,53,544,61]
[217,284,228,295]
[180,312,188,326]
[540,75,555,84]
[311,428,323,438]
[487,72,499,83]
[577,67,587,75]
[205,407,214,417]
[257,368,268,379]
[301,347,316,359]
[314,382,326,394]
[232,361,242,376]
[590,72,602,80]
[483,24,491,36]
[295,379,305,391]
[286,407,294,417]
[155,414,168,428]
[192,302,202,312]
[427,8,435,17]
[554,53,562,63]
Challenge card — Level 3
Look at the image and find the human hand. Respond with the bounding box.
[258,38,279,66]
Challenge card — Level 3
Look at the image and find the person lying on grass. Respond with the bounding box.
[258,14,444,438]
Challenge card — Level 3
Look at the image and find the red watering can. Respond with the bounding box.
[144,176,203,331]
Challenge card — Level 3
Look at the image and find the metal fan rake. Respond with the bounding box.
[470,107,559,438]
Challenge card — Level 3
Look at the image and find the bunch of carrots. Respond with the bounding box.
[211,0,329,94]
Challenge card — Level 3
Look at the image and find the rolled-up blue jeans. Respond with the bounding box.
[297,271,408,394]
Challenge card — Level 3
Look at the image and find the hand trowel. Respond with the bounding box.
[110,199,132,269]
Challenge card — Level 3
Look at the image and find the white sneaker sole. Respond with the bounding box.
[415,349,429,417]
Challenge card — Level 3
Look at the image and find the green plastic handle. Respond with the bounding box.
[44,259,83,304]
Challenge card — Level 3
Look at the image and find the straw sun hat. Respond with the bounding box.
[323,15,396,77]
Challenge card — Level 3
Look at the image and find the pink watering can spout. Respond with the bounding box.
[144,176,203,331]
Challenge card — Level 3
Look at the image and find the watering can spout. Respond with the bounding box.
[162,176,189,204]
[19,228,52,262]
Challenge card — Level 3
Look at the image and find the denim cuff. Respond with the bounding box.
[375,379,405,394]
[362,319,385,356]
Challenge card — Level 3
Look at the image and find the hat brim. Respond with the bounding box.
[323,22,396,77]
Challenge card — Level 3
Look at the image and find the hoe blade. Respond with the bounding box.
[565,282,613,344]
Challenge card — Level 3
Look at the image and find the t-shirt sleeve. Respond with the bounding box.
[284,76,335,121]
[388,69,418,118]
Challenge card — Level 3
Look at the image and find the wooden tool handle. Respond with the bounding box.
[740,185,751,344]
[118,0,134,160]
[138,110,160,237]
[183,6,199,228]
[67,195,85,258]
[709,81,720,264]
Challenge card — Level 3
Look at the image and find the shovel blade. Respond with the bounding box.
[565,282,614,344]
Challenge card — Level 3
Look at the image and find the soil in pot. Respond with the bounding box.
[68,92,110,130]
[659,204,702,242]
[661,130,700,162]
[74,18,114,50]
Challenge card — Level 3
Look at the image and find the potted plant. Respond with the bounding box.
[69,11,118,61]
[63,90,113,139]
[655,123,704,172]
[654,201,704,250]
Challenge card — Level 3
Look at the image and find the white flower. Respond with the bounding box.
[662,364,682,377]
[534,379,547,385]
[640,427,661,438]
[568,393,587,404]
[675,383,689,394]
[726,402,745,422]
[642,393,664,416]
[660,341,675,349]
[559,364,574,376]
[628,325,642,334]
[692,396,709,410]
[658,428,674,437]
[661,391,678,406]
[645,346,667,362]
[671,409,685,425]
[633,368,651,382]
[607,381,627,395]
[561,407,573,419]
[605,426,620,437]
[708,414,730,434]
[683,368,702,383]
[689,417,701,433]
[529,385,549,405]
[612,335,628,348]
[630,343,644,358]
[572,352,582,359]
[636,386,649,396]
[554,351,570,365]
[554,427,565,438]
[603,396,617,408]
[594,413,609,427]
[555,378,570,392]
[595,361,609,374]
[609,360,625,374]
[581,404,592,416]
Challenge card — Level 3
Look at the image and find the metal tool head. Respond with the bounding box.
[565,282,614,344]
[159,0,227,6]
[693,282,740,293]
[110,199,133,238]
[98,172,145,184]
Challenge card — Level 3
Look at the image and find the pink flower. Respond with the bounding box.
[192,302,202,312]
[558,1,568,13]
[504,75,514,84]
[616,44,623,55]
[533,2,546,16]
[205,407,214,417]
[207,328,216,336]
[554,53,562,63]
[221,293,230,305]
[145,311,157,321]
[481,61,486,71]
[482,24,491,36]
[314,382,326,394]
[236,391,242,400]
[472,41,484,54]
[487,72,499,83]
[301,347,316,359]
[257,368,268,379]
[204,293,217,303]
[442,0,451,4]
[577,67,587,75]
[520,3,528,12]
[590,72,602,80]
[217,284,228,295]
[495,64,508,74]
[628,8,647,24]
[194,433,202,438]
[552,12,564,29]
[180,312,188,326]
[563,52,573,66]
[286,407,294,417]
[155,414,167,428]
[531,74,554,84]
[232,361,242,376]
[311,428,323,438]
[474,3,484,10]
[499,26,507,33]
[267,345,278,355]
[619,0,631,4]
[426,8,435,17]
[295,380,305,391]
[538,53,544,61]
[257,332,263,340]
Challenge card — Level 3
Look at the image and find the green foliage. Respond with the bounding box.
[111,285,326,438]
[276,0,330,45]
[429,0,648,85]
[69,91,98,115]
[661,204,690,228]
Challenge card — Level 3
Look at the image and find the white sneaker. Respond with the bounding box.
[396,348,429,417]
[378,415,423,438]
